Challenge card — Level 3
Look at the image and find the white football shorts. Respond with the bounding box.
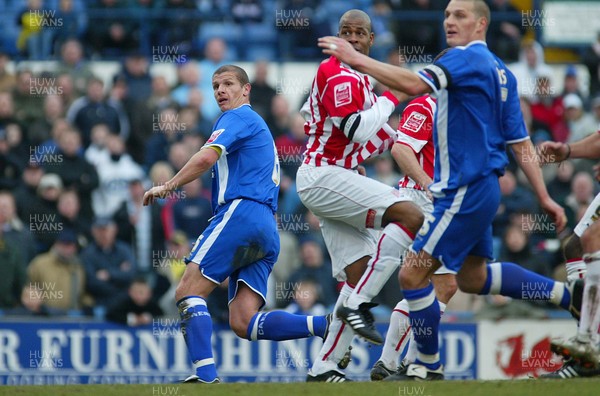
[297,163,417,281]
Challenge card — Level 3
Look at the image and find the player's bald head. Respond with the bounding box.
[338,9,372,33]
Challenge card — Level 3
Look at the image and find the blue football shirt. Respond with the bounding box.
[417,41,529,194]
[204,104,280,213]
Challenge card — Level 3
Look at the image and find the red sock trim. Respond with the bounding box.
[392,221,415,240]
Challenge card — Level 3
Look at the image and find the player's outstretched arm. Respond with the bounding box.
[511,139,567,232]
[318,36,431,96]
[143,147,219,206]
[540,131,600,163]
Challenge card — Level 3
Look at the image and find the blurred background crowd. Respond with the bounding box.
[0,0,599,325]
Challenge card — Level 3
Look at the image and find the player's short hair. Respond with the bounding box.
[213,65,249,86]
[474,0,491,24]
[338,9,372,33]
[463,0,491,27]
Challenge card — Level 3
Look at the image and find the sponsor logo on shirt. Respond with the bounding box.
[334,82,352,107]
[207,129,225,144]
[402,112,427,133]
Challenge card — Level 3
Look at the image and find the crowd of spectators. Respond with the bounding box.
[0,0,562,63]
[0,1,599,324]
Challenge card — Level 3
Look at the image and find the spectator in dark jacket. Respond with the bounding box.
[106,277,163,326]
[287,239,337,307]
[81,217,136,308]
[66,77,130,148]
[43,129,99,223]
[0,190,37,265]
[0,230,26,309]
[0,128,21,190]
[170,178,212,242]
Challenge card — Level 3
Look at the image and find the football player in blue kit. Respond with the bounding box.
[318,0,583,380]
[143,65,329,383]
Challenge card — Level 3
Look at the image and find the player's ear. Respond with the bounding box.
[477,16,488,34]
[369,32,374,47]
[243,83,251,96]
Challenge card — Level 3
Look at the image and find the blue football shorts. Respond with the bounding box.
[186,198,279,305]
[412,173,500,273]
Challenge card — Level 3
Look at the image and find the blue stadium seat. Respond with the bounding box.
[198,21,242,59]
[244,22,277,44]
[323,0,358,17]
[198,22,242,43]
[2,0,19,55]
[245,45,277,62]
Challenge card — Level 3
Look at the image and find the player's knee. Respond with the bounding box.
[434,278,458,304]
[409,209,425,232]
[398,269,412,289]
[581,223,600,252]
[398,266,425,290]
[174,280,191,302]
[384,201,423,233]
[563,234,583,260]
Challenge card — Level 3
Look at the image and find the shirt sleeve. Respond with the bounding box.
[502,70,529,143]
[203,112,252,155]
[319,67,399,144]
[417,48,471,93]
[396,98,434,153]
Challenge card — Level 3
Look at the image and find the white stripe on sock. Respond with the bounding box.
[184,297,207,308]
[250,313,263,341]
[550,281,565,306]
[417,352,440,365]
[193,358,215,369]
[488,262,502,294]
[407,288,435,311]
[307,316,314,336]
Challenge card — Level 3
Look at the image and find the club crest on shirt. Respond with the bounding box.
[207,129,225,143]
[402,112,427,133]
[334,82,352,107]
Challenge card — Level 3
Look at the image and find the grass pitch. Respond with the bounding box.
[1,379,600,396]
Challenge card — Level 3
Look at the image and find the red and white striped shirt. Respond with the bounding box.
[397,95,436,190]
[300,56,399,169]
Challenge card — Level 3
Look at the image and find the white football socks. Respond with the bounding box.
[577,252,600,345]
[345,223,413,310]
[310,282,354,375]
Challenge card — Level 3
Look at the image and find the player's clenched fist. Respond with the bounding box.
[143,184,174,206]
[318,36,359,66]
[539,141,570,163]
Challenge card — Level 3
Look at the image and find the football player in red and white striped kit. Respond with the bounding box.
[296,9,424,382]
[371,94,459,380]
[540,132,600,377]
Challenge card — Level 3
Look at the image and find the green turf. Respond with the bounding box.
[1,379,600,396]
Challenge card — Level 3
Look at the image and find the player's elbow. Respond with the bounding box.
[403,77,431,97]
[391,142,404,160]
[197,148,220,168]
[391,143,411,169]
[404,83,425,97]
